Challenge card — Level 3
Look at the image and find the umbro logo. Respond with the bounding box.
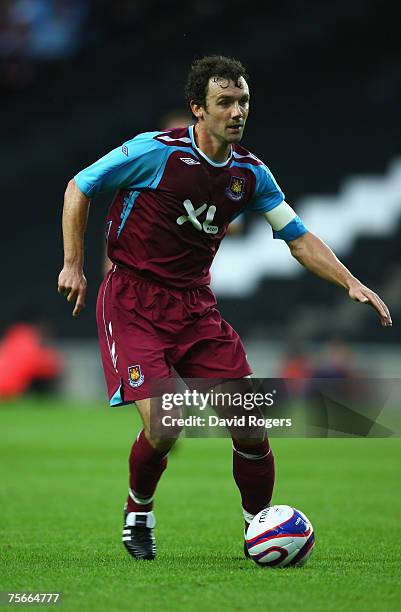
[179,157,200,165]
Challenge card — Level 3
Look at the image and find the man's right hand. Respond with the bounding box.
[58,266,87,317]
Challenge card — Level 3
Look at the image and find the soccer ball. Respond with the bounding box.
[245,505,315,567]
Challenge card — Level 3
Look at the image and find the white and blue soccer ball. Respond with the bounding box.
[245,505,315,567]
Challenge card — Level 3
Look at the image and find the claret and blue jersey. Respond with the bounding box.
[74,125,307,288]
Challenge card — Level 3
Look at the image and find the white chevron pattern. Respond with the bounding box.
[211,158,401,296]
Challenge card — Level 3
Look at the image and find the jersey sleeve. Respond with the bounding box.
[247,164,285,213]
[247,163,308,241]
[74,132,167,197]
[271,216,308,241]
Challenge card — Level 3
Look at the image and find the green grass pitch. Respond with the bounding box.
[1,397,400,611]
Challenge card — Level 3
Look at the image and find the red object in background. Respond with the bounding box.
[0,323,63,399]
[277,352,313,396]
[278,356,312,379]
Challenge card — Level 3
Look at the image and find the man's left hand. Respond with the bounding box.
[348,281,392,327]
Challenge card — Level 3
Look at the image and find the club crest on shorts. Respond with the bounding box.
[226,176,245,201]
[128,365,144,388]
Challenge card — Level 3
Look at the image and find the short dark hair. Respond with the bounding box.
[185,55,248,111]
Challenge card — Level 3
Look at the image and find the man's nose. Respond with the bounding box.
[231,102,243,118]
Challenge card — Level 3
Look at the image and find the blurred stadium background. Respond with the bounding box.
[1,4,401,609]
[1,0,400,400]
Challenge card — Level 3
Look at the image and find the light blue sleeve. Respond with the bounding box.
[272,217,308,241]
[247,163,308,241]
[74,132,167,197]
[247,164,285,213]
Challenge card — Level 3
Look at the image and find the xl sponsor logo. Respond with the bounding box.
[176,199,218,235]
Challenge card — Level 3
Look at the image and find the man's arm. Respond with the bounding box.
[58,179,90,317]
[57,134,169,317]
[287,231,392,327]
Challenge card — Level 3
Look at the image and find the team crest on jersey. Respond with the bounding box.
[128,365,144,388]
[122,145,129,157]
[226,176,245,201]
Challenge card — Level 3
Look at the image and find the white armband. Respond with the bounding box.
[264,201,297,231]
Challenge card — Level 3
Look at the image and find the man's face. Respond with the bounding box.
[196,76,250,144]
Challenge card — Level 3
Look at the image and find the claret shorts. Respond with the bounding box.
[96,266,252,405]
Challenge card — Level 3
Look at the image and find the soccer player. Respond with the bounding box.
[58,55,392,560]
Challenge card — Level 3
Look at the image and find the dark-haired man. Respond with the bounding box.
[58,55,391,561]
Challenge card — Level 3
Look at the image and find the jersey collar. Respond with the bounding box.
[189,125,232,168]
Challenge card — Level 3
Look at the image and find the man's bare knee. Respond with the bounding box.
[135,397,183,451]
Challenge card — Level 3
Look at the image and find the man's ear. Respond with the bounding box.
[190,101,204,120]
